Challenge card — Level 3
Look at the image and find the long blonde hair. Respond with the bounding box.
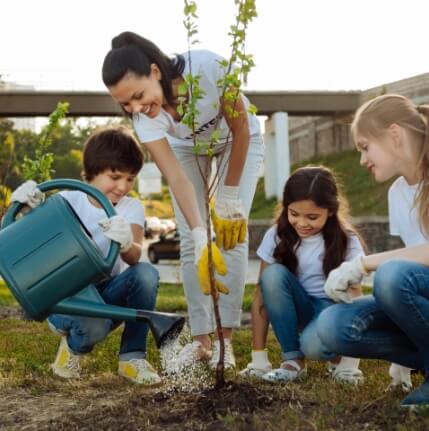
[352,94,429,235]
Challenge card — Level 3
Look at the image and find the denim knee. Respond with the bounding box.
[316,305,350,353]
[300,324,333,360]
[373,261,413,310]
[129,262,159,295]
[260,263,293,297]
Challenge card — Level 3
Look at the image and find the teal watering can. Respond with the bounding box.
[0,179,184,347]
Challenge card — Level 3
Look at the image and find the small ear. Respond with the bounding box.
[150,63,161,80]
[388,123,402,145]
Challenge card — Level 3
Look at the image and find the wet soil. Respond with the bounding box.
[0,380,290,431]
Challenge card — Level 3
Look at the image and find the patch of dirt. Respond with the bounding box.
[0,380,290,431]
[0,306,24,320]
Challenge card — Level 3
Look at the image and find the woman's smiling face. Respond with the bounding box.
[108,66,165,118]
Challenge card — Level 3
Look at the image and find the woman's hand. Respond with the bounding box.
[192,227,229,296]
[211,187,247,250]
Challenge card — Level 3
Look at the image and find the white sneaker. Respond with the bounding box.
[262,360,307,383]
[332,367,364,385]
[387,363,413,392]
[209,339,236,370]
[167,341,212,374]
[118,358,162,386]
[330,357,364,385]
[51,337,81,379]
[239,361,272,379]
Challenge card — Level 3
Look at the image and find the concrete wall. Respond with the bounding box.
[288,72,429,164]
[248,217,404,258]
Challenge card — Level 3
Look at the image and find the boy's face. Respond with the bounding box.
[90,169,137,204]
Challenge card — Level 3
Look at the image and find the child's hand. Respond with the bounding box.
[98,215,133,252]
[192,227,229,296]
[11,180,45,208]
[324,255,368,303]
[212,186,247,250]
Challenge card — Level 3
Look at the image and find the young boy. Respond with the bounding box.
[11,126,161,385]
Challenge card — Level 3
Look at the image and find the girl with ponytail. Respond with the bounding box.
[319,94,429,407]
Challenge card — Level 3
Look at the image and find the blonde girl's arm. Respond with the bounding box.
[144,138,203,229]
[120,223,144,265]
[363,243,429,272]
[251,260,270,350]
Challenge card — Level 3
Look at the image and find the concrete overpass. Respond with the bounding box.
[0,90,361,117]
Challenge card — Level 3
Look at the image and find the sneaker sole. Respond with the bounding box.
[51,364,80,379]
[118,373,163,387]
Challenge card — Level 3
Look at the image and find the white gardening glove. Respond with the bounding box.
[324,255,368,303]
[98,215,133,253]
[11,180,45,208]
[211,185,247,250]
[192,226,228,295]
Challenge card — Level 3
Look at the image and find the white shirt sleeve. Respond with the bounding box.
[256,226,278,264]
[133,111,171,144]
[345,234,365,261]
[117,198,145,228]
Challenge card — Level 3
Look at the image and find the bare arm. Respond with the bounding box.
[120,223,143,265]
[144,138,203,229]
[363,243,429,272]
[251,260,270,350]
[221,92,250,187]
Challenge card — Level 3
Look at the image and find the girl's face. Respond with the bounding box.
[287,199,330,238]
[108,66,165,119]
[356,133,399,182]
[90,169,136,204]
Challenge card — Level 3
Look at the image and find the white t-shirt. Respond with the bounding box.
[60,191,145,276]
[388,176,427,246]
[133,49,261,147]
[257,226,364,298]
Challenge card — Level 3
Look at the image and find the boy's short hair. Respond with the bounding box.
[82,126,143,181]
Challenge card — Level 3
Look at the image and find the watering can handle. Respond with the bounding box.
[2,178,120,270]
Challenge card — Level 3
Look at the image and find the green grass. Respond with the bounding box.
[249,150,394,220]
[1,280,429,429]
[156,282,255,313]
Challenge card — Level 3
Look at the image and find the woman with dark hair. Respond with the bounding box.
[102,32,264,370]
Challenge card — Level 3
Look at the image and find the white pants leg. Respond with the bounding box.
[171,135,264,336]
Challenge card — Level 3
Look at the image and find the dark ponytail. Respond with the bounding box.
[102,31,185,105]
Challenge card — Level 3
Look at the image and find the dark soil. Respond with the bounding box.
[0,380,291,431]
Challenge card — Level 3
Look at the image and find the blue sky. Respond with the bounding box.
[1,0,428,92]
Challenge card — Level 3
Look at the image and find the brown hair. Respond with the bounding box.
[82,126,143,181]
[273,166,366,277]
[352,94,429,235]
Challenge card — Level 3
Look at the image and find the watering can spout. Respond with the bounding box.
[52,287,185,348]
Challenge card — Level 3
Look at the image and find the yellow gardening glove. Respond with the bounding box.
[211,186,247,251]
[192,227,229,296]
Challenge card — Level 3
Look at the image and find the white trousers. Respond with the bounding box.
[170,135,265,335]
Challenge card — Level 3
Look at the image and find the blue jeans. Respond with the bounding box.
[48,262,159,360]
[317,260,429,372]
[260,263,336,361]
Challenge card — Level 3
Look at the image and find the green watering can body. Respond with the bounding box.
[0,179,185,347]
[0,179,119,321]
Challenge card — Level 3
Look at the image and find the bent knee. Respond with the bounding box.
[132,262,159,290]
